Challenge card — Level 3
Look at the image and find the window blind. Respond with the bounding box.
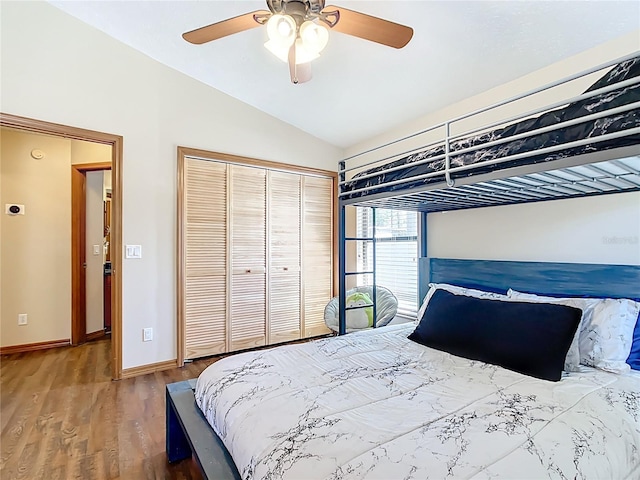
[356,207,418,317]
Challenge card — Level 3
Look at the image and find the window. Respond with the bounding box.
[356,207,418,317]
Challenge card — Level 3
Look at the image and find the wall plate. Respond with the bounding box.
[125,245,142,259]
[143,327,153,342]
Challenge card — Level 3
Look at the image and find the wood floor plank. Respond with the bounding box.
[1,354,58,474]
[0,338,220,480]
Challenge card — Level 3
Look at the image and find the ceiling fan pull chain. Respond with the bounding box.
[288,43,299,84]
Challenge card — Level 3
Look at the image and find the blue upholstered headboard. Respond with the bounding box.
[418,257,640,302]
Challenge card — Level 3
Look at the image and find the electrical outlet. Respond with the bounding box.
[143,327,153,342]
[18,314,27,325]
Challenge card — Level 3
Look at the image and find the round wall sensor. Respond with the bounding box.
[31,149,45,160]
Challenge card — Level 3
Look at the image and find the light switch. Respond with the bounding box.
[93,245,100,255]
[125,245,142,259]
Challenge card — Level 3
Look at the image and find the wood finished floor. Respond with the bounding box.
[0,339,220,480]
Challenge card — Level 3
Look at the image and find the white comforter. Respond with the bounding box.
[195,323,640,480]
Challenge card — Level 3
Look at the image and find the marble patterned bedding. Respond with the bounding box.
[195,323,640,480]
[342,55,640,200]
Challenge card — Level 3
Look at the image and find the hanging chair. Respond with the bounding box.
[324,285,398,333]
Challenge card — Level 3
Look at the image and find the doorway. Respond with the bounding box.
[0,113,123,380]
[72,163,112,346]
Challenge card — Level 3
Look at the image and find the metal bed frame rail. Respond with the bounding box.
[336,51,640,335]
[339,51,640,199]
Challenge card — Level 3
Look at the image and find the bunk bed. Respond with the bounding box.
[166,52,640,480]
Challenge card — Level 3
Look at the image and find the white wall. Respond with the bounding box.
[346,32,640,266]
[428,192,640,265]
[0,1,342,369]
[86,170,105,334]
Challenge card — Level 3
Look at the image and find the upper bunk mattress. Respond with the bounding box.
[342,55,640,200]
[195,323,640,480]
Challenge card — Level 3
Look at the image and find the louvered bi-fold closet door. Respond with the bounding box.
[184,158,227,360]
[230,165,267,351]
[302,176,333,337]
[268,171,301,344]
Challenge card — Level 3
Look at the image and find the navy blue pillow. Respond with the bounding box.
[408,290,582,381]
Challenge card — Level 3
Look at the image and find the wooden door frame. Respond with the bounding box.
[71,162,112,346]
[1,113,124,380]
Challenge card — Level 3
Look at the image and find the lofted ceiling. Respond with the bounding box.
[49,1,639,149]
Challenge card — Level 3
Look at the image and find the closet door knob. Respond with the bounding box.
[283,267,289,271]
[245,269,251,273]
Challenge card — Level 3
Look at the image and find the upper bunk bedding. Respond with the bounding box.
[195,322,640,480]
[341,55,640,201]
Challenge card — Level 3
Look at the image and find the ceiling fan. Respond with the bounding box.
[182,0,413,84]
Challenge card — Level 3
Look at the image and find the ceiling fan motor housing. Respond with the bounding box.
[267,0,326,23]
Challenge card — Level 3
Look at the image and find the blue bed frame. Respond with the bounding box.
[420,257,640,304]
[166,258,640,479]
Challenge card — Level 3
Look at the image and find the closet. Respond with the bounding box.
[178,148,335,362]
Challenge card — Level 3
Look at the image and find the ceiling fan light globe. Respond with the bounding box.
[299,21,328,54]
[293,38,320,64]
[264,40,290,63]
[266,14,296,46]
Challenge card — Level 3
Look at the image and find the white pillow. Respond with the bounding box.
[579,298,639,373]
[508,289,639,374]
[417,283,509,322]
[507,289,597,372]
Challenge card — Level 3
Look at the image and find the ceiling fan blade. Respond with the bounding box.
[288,45,312,84]
[183,10,270,45]
[322,5,413,49]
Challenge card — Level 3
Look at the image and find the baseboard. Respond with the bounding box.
[121,359,179,379]
[0,339,70,355]
[86,330,107,342]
